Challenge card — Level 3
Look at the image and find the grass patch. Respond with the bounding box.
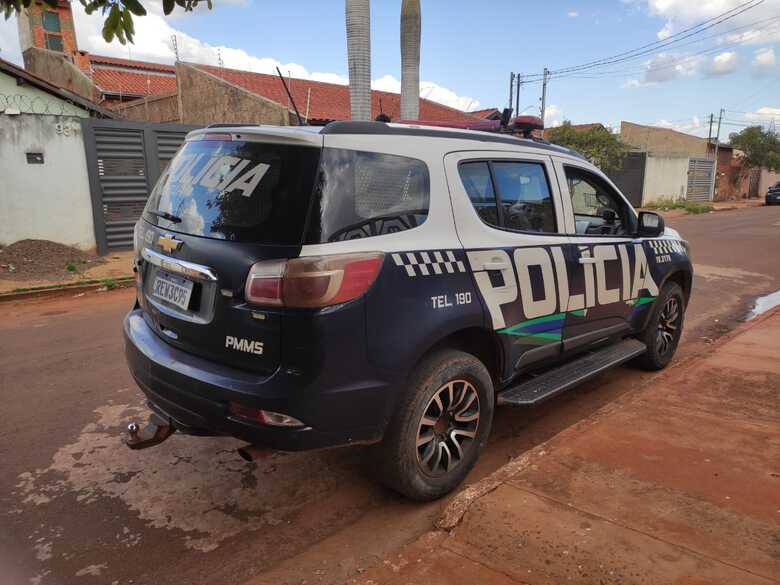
[644,198,713,214]
[6,277,134,295]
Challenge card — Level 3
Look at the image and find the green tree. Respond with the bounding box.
[729,126,780,171]
[546,121,628,172]
[2,0,210,45]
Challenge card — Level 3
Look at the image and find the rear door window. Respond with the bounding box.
[144,139,321,245]
[305,149,430,243]
[458,159,557,234]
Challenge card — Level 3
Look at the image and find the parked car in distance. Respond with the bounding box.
[123,120,693,501]
[766,182,780,206]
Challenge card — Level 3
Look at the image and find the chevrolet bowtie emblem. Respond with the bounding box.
[158,234,183,254]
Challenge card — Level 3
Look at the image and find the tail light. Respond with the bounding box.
[245,252,384,308]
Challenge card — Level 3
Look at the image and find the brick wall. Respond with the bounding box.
[176,63,291,126]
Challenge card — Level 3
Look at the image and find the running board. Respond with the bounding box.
[497,338,647,406]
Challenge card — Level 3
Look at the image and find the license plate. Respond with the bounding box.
[152,274,194,310]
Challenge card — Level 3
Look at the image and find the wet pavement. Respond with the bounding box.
[1,206,779,585]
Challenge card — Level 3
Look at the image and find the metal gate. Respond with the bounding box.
[606,152,646,207]
[82,119,199,254]
[686,157,715,202]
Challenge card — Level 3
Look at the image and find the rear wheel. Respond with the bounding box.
[371,349,494,501]
[634,281,685,370]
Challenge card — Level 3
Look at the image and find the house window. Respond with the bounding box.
[43,11,64,52]
[45,34,64,52]
[42,11,61,33]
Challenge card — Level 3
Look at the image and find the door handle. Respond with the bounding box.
[579,257,597,265]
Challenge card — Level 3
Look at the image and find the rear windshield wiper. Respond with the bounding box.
[148,210,182,223]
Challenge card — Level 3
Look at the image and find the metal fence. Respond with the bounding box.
[686,158,716,202]
[81,119,198,254]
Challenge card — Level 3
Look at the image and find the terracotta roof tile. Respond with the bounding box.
[196,64,477,123]
[88,54,176,73]
[469,107,500,119]
[90,67,177,97]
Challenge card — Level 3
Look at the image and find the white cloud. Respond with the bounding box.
[655,115,705,136]
[705,51,738,77]
[645,0,780,46]
[744,106,780,124]
[752,47,777,76]
[567,10,579,18]
[369,74,479,110]
[642,51,702,83]
[544,104,564,127]
[0,15,23,66]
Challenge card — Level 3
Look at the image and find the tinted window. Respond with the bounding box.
[306,148,429,243]
[492,162,556,233]
[459,162,499,226]
[45,34,63,52]
[144,139,320,244]
[43,11,60,32]
[565,166,631,236]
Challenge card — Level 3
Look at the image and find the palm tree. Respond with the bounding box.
[345,0,371,121]
[400,0,421,120]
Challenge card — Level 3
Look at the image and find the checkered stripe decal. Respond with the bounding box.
[649,239,686,255]
[392,250,467,277]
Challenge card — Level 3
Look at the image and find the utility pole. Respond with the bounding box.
[540,67,550,126]
[509,72,515,111]
[515,73,521,118]
[707,114,714,145]
[710,108,724,201]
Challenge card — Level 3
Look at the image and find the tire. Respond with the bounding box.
[634,281,685,371]
[371,349,494,501]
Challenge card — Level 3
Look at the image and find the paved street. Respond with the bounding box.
[1,206,779,585]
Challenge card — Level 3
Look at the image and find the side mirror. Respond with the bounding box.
[637,211,665,238]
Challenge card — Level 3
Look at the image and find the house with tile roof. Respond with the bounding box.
[17,0,478,127]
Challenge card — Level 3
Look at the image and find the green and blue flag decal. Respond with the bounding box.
[498,296,656,344]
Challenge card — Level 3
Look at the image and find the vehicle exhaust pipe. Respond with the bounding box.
[237,444,273,462]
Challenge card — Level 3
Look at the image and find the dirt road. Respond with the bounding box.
[1,206,778,585]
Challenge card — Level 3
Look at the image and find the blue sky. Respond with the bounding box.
[1,0,778,137]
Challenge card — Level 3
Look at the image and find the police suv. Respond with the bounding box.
[124,120,692,501]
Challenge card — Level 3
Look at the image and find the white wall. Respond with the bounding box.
[0,113,96,250]
[0,72,90,117]
[758,168,780,197]
[641,155,690,205]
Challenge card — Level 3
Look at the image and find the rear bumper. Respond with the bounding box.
[766,194,780,205]
[124,308,392,451]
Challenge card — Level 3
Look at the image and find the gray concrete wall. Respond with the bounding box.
[22,47,97,103]
[642,155,690,204]
[176,63,291,126]
[0,113,96,250]
[115,93,181,123]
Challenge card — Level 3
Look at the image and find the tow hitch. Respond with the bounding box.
[125,412,176,450]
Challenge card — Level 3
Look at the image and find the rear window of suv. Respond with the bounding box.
[144,139,321,245]
[145,140,430,245]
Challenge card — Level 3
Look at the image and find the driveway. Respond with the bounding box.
[1,206,779,585]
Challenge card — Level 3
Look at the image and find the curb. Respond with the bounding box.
[0,277,135,303]
[435,304,780,532]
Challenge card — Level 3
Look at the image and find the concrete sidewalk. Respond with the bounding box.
[353,310,780,585]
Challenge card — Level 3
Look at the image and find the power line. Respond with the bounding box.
[522,0,765,80]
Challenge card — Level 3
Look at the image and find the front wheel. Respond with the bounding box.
[371,349,494,501]
[634,281,685,370]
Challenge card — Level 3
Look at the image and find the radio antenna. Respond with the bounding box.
[275,66,304,126]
